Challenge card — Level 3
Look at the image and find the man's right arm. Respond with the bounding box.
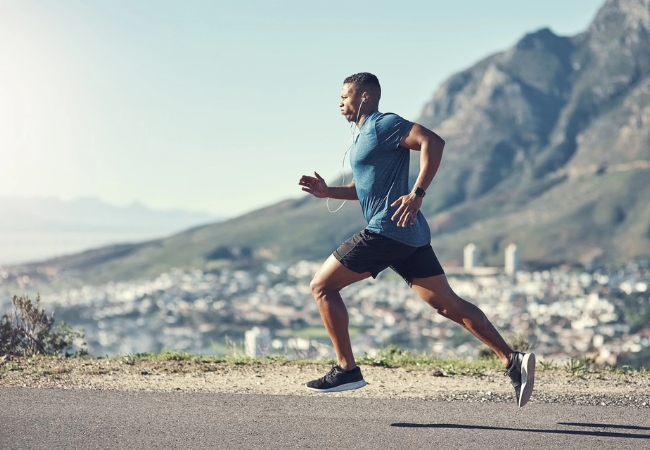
[298,172,358,200]
[327,181,358,200]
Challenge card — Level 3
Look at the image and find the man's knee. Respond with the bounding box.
[427,294,487,326]
[310,274,334,301]
[421,290,465,318]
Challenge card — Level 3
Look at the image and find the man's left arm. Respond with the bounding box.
[390,123,445,227]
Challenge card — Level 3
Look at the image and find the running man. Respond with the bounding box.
[298,72,535,407]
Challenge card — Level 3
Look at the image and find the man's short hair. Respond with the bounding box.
[343,72,381,100]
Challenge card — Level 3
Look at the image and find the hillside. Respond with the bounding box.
[10,0,650,284]
[416,0,650,266]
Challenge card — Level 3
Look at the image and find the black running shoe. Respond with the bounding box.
[505,352,536,407]
[305,365,368,393]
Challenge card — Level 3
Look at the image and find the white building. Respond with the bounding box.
[464,243,480,272]
[245,327,271,357]
[505,243,521,275]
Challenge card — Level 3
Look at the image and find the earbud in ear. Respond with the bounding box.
[361,97,366,103]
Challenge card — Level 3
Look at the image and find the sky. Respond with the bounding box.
[0,0,605,217]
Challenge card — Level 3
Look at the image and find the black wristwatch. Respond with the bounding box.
[413,186,426,198]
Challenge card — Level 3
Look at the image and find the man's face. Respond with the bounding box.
[339,83,363,122]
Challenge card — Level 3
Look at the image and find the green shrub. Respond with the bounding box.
[361,344,415,368]
[0,294,86,357]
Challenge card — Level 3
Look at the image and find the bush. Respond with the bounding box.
[0,294,86,357]
[362,344,415,367]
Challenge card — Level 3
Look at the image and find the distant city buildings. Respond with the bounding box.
[505,243,521,275]
[463,243,480,271]
[463,242,520,275]
[2,258,649,367]
[245,327,271,357]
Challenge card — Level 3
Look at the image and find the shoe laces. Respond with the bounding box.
[324,365,342,382]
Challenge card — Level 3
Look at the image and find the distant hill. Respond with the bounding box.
[0,196,221,265]
[13,0,650,283]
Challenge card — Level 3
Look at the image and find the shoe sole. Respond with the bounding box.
[305,380,368,393]
[518,353,536,408]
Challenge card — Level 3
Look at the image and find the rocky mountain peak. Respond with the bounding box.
[588,0,650,38]
[515,27,560,50]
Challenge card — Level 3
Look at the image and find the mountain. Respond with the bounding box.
[11,0,650,283]
[0,196,221,265]
[0,196,219,232]
[415,0,650,266]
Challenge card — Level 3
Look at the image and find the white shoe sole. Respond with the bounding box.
[305,380,368,393]
[518,353,536,407]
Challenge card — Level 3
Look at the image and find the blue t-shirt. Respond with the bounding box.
[350,111,431,247]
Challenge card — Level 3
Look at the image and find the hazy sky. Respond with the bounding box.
[1,0,605,217]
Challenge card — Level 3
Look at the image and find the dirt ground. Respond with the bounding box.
[1,356,649,408]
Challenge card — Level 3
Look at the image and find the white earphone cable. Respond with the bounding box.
[326,99,364,213]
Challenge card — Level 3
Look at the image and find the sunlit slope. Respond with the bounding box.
[32,196,365,284]
[428,168,650,267]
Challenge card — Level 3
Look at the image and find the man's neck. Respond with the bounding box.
[355,109,378,128]
[356,114,368,128]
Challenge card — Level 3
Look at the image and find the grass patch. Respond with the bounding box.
[539,359,557,371]
[98,349,503,377]
[0,362,23,372]
[3,346,649,377]
[112,351,299,367]
[290,326,362,340]
[0,349,500,380]
[357,345,502,375]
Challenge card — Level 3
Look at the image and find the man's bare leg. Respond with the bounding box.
[411,274,513,366]
[310,255,371,370]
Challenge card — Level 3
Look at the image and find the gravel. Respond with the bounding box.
[2,356,649,408]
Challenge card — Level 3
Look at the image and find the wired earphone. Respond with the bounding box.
[326,96,366,213]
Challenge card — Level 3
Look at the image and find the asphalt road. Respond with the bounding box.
[1,388,649,449]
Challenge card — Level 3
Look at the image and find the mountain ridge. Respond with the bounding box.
[0,196,224,265]
[0,196,220,232]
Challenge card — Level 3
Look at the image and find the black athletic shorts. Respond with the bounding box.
[333,229,445,286]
